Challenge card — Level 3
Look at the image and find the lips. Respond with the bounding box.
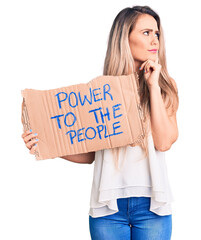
[148,49,158,52]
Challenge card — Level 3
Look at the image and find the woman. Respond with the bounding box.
[22,5,179,240]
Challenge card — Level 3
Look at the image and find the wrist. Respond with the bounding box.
[148,84,161,92]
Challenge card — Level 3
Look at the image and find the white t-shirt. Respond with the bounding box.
[88,132,174,218]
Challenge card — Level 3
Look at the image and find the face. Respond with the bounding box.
[129,14,160,66]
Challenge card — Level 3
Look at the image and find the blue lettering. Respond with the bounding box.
[66,130,76,144]
[100,107,110,124]
[78,88,93,106]
[64,112,76,127]
[103,84,113,101]
[69,92,78,108]
[50,114,64,129]
[104,124,109,138]
[96,125,104,139]
[113,121,123,135]
[93,88,102,102]
[65,121,123,144]
[55,92,68,109]
[77,128,86,142]
[88,107,102,124]
[85,127,96,140]
[113,104,122,118]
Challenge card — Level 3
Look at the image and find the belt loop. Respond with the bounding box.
[127,197,130,217]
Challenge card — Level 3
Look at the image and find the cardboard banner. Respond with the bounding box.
[21,74,145,160]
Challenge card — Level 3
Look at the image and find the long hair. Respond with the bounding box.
[103,5,179,169]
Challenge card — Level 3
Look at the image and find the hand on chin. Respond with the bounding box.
[139,55,161,87]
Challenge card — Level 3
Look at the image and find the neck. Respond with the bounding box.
[134,61,142,75]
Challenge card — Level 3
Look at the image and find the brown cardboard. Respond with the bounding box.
[21,74,145,160]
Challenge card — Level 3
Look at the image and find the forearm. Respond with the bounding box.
[60,152,95,164]
[149,85,176,151]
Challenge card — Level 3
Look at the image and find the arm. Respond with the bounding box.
[60,151,95,164]
[140,57,179,152]
[149,82,178,151]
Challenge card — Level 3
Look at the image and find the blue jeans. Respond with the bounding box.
[89,197,172,240]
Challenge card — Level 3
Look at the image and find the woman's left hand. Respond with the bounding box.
[139,55,161,88]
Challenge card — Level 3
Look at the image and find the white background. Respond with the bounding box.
[0,0,200,239]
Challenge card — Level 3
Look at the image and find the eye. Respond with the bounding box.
[156,33,160,39]
[143,31,160,39]
[143,31,149,36]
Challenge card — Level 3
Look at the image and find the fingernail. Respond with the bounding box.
[30,129,32,132]
[34,143,37,146]
[34,133,38,136]
[35,139,39,141]
[139,67,141,70]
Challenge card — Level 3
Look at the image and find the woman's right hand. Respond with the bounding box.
[21,129,39,154]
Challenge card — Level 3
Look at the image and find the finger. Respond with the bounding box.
[145,61,157,73]
[23,133,38,143]
[26,138,39,150]
[145,63,151,73]
[29,144,37,155]
[21,129,33,139]
[143,61,151,73]
[139,60,149,71]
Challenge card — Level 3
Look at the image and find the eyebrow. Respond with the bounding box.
[141,28,160,33]
[140,28,160,33]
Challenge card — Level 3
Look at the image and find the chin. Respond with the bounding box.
[146,55,156,61]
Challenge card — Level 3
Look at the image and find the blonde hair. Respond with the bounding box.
[103,5,179,169]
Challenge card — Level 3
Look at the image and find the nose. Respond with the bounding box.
[151,38,157,45]
[151,34,158,45]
